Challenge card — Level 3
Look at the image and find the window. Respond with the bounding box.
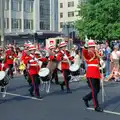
[60,13,63,18]
[40,21,44,29]
[11,0,21,11]
[4,18,9,29]
[40,5,44,16]
[60,22,63,28]
[68,1,74,7]
[24,19,33,29]
[24,1,33,12]
[60,3,63,8]
[12,18,21,29]
[4,0,9,10]
[68,11,74,17]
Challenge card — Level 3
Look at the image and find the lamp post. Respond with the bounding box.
[63,22,71,50]
[0,0,5,47]
[63,22,74,50]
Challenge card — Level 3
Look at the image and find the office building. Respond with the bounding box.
[58,0,86,37]
[0,0,61,45]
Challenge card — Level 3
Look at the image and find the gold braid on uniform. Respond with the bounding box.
[83,50,96,62]
[95,51,102,59]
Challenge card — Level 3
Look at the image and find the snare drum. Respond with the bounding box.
[38,68,50,81]
[0,71,5,81]
[69,64,80,76]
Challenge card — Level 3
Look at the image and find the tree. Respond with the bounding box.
[75,0,120,41]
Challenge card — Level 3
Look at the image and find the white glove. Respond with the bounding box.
[84,43,88,48]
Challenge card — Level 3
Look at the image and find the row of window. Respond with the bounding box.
[60,11,74,18]
[60,1,74,8]
[60,0,86,8]
[0,18,33,29]
[4,0,33,12]
[60,22,74,28]
[40,22,50,30]
[0,18,50,30]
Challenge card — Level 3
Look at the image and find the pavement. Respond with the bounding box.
[0,75,120,120]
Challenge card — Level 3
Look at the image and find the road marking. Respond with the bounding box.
[0,92,43,101]
[87,107,120,116]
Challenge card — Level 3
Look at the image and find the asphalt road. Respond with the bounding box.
[0,75,120,120]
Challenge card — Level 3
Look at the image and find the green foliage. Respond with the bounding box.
[75,0,120,41]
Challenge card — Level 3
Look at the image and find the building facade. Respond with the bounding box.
[58,0,86,37]
[0,0,62,45]
[1,0,50,34]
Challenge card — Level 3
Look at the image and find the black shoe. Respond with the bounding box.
[83,98,89,107]
[95,107,103,112]
[60,84,64,91]
[36,96,43,100]
[1,87,4,92]
[28,89,34,97]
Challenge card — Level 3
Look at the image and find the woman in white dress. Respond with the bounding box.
[110,45,120,72]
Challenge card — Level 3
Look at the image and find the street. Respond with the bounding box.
[0,75,120,120]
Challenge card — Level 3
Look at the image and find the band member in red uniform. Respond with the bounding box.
[56,42,73,93]
[27,45,42,99]
[5,48,17,78]
[82,40,103,112]
[21,44,30,79]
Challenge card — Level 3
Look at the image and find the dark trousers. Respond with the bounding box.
[61,69,71,90]
[29,74,40,96]
[83,78,100,108]
[52,68,59,83]
[8,64,13,77]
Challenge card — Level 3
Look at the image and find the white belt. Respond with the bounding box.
[88,64,99,67]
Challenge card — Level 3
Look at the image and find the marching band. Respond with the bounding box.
[0,39,107,112]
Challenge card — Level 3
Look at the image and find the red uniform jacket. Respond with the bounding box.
[5,51,17,65]
[56,50,73,70]
[28,55,40,75]
[82,48,101,79]
[21,51,30,65]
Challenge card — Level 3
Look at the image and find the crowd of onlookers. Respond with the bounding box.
[2,41,120,82]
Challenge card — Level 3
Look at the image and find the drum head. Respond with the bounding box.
[39,68,50,77]
[70,64,79,72]
[0,71,5,81]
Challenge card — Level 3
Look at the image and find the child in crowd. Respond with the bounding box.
[105,65,120,82]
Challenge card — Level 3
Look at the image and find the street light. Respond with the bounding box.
[0,0,5,47]
[63,22,74,50]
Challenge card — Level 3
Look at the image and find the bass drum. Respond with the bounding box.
[69,64,80,76]
[38,68,50,82]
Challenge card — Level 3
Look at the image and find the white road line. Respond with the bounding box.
[87,107,120,116]
[0,92,43,101]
